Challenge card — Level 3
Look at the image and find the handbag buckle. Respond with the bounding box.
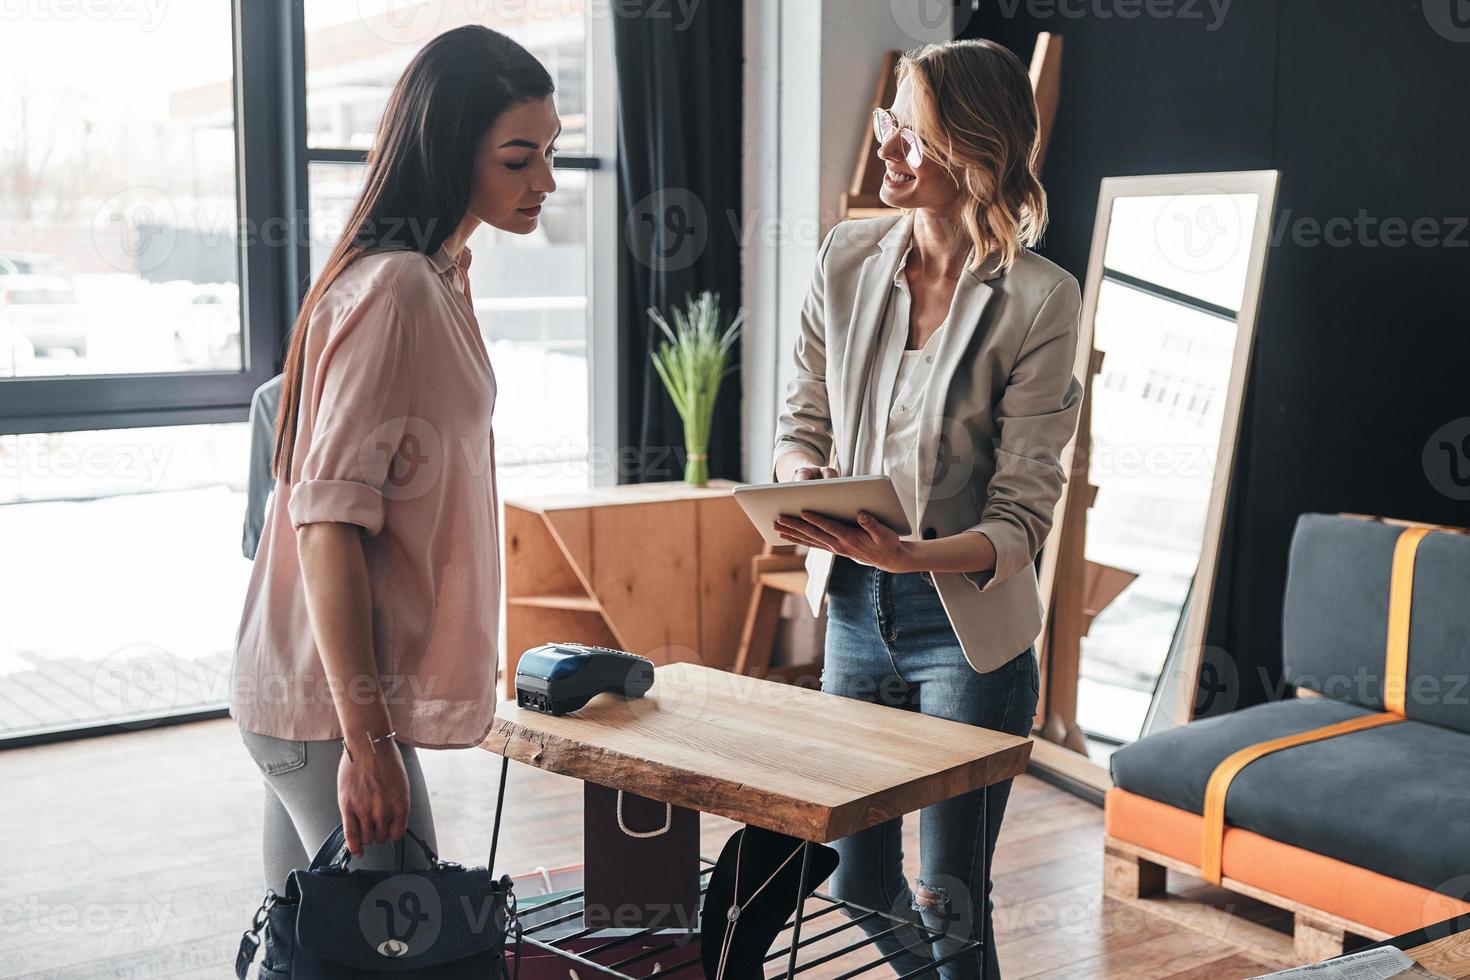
[235,890,278,980]
[234,930,260,980]
[251,889,278,933]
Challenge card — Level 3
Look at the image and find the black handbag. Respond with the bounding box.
[235,824,522,979]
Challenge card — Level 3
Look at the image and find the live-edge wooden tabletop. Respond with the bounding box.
[481,662,1032,843]
[1412,930,1470,978]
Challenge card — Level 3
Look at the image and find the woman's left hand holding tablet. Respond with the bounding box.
[773,510,915,573]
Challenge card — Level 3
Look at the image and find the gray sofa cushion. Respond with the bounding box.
[1283,513,1470,734]
[1281,514,1400,709]
[1110,698,1470,893]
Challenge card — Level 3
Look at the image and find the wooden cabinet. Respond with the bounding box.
[501,480,765,695]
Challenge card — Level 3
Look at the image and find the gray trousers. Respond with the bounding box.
[238,725,439,893]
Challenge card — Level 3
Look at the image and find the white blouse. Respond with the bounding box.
[855,244,952,541]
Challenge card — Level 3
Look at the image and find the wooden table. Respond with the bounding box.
[1413,933,1470,978]
[480,662,1033,975]
[1386,914,1470,977]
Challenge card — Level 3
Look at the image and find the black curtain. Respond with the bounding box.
[613,0,745,484]
[962,1,1470,713]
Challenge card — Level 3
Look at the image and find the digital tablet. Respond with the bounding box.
[733,475,912,546]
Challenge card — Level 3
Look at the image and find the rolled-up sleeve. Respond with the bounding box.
[771,224,840,480]
[288,286,415,536]
[963,276,1083,591]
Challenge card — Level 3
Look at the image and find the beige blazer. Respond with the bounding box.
[772,212,1083,673]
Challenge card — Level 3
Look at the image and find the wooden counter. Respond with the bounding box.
[501,480,764,694]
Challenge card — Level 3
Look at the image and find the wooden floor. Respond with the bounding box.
[0,718,1286,979]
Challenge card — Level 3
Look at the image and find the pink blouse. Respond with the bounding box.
[231,243,501,750]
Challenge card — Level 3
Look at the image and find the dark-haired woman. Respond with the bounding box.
[230,26,558,890]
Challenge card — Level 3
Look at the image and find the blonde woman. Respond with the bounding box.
[771,40,1083,979]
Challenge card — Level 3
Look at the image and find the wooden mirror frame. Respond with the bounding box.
[1030,171,1282,788]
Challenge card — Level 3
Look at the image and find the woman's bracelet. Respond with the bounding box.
[341,728,396,763]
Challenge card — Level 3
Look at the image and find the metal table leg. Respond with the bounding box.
[489,752,510,873]
[786,841,813,978]
[978,783,989,972]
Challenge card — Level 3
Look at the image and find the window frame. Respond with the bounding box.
[0,0,292,436]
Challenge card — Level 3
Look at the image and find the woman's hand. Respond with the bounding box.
[337,738,411,858]
[774,510,916,573]
[791,464,839,481]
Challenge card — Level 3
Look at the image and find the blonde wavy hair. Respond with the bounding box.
[897,39,1048,273]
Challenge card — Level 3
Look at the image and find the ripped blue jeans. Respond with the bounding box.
[821,555,1039,980]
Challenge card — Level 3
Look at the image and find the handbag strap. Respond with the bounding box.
[312,823,441,871]
[310,824,349,870]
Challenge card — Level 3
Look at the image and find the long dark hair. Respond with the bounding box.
[272,26,554,480]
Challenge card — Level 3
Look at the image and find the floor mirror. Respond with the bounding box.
[1033,171,1281,782]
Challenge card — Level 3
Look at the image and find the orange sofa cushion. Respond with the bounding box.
[1106,788,1470,937]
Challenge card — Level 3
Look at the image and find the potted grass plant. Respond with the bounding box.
[648,291,745,487]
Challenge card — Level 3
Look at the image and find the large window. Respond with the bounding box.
[0,5,241,380]
[0,1,615,741]
[303,3,589,152]
[300,0,607,490]
[0,425,250,739]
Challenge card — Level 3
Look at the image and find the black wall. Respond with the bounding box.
[961,1,1470,711]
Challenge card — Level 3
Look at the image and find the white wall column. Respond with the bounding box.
[740,0,951,481]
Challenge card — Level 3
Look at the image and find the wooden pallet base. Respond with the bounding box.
[1103,836,1390,969]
